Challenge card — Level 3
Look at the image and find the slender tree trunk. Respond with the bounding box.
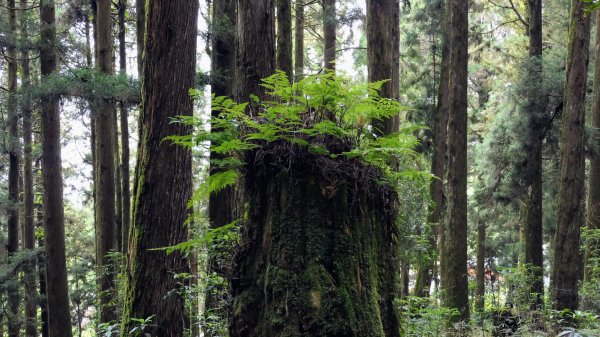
[444,0,469,322]
[322,0,335,71]
[276,0,293,82]
[20,2,37,335]
[207,0,237,325]
[585,8,600,283]
[552,0,591,312]
[235,0,275,102]
[114,109,123,253]
[211,0,236,98]
[95,0,117,323]
[40,0,74,335]
[367,0,400,135]
[294,0,304,80]
[121,0,197,335]
[522,0,545,308]
[475,219,485,312]
[118,0,130,254]
[7,0,21,334]
[35,154,49,337]
[431,2,450,301]
[136,0,145,77]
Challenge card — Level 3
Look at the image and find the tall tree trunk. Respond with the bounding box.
[367,0,400,135]
[40,0,74,335]
[322,0,335,71]
[211,0,236,98]
[235,0,275,102]
[7,0,21,334]
[294,0,304,80]
[276,0,293,82]
[121,0,197,335]
[552,0,591,312]
[114,110,123,253]
[428,1,450,301]
[522,0,545,308]
[95,0,117,323]
[118,0,130,254]
[207,0,237,325]
[585,8,600,283]
[136,0,145,77]
[35,153,49,337]
[21,1,37,334]
[443,0,469,322]
[475,219,485,312]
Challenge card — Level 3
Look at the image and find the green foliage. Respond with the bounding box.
[397,296,460,337]
[169,71,426,201]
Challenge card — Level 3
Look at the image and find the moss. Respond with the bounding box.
[229,144,402,337]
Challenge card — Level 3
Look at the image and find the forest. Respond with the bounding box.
[1,0,600,336]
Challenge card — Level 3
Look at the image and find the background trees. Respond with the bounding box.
[1,0,600,336]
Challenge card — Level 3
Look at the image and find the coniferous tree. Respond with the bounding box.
[586,7,600,283]
[522,0,545,307]
[552,0,591,312]
[294,0,304,80]
[20,0,37,334]
[6,0,21,334]
[121,0,197,335]
[40,0,74,334]
[94,0,117,322]
[118,0,130,254]
[323,0,335,71]
[276,0,293,81]
[443,0,469,322]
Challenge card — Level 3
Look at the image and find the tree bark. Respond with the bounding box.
[35,155,49,337]
[475,219,485,312]
[552,0,591,311]
[585,7,600,283]
[40,0,74,335]
[367,0,400,135]
[235,0,275,102]
[121,0,197,335]
[294,0,304,80]
[276,0,293,82]
[7,0,21,334]
[426,1,450,301]
[118,0,130,254]
[95,0,117,323]
[523,0,545,308]
[211,0,236,98]
[21,0,37,334]
[231,153,401,337]
[444,0,469,322]
[322,0,335,71]
[136,0,145,77]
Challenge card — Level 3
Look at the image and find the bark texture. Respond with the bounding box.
[7,0,21,334]
[235,0,276,102]
[294,0,304,80]
[586,8,600,283]
[121,0,197,335]
[95,0,117,322]
[118,0,131,254]
[40,0,74,335]
[231,149,401,337]
[323,0,336,71]
[522,0,545,307]
[21,1,37,334]
[475,220,485,311]
[552,0,591,311]
[136,0,145,77]
[211,0,237,98]
[276,0,293,81]
[443,0,469,322]
[367,0,400,135]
